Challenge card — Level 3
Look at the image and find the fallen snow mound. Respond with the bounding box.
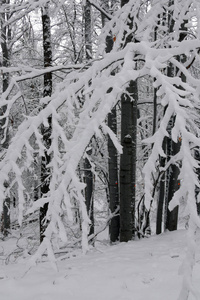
[0,229,200,300]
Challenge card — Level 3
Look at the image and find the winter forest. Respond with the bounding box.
[1,0,200,299]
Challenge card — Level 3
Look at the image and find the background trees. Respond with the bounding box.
[1,3,200,297]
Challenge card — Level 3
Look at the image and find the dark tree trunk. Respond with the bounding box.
[108,108,120,242]
[84,1,94,238]
[119,0,138,242]
[156,153,166,234]
[0,0,11,236]
[42,4,52,96]
[40,3,52,243]
[84,0,92,61]
[120,80,138,242]
[164,6,179,229]
[165,132,180,231]
[165,5,187,231]
[194,149,200,215]
[121,0,128,6]
[84,150,94,236]
[155,11,167,235]
[101,0,120,242]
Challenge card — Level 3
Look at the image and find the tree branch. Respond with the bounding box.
[86,0,112,20]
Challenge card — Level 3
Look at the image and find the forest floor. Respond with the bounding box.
[0,228,200,300]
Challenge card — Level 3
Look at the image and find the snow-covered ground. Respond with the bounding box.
[0,229,200,300]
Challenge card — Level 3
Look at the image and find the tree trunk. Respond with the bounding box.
[101,0,120,242]
[119,0,138,242]
[0,0,11,236]
[165,135,180,231]
[165,4,187,231]
[83,1,94,237]
[120,80,138,242]
[108,108,120,242]
[84,149,94,236]
[194,149,200,215]
[156,153,166,234]
[164,6,179,228]
[40,2,52,243]
[164,62,180,231]
[155,11,166,234]
[84,0,92,61]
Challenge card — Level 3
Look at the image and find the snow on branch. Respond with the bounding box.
[142,40,200,213]
[0,41,141,261]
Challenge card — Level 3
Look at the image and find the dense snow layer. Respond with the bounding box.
[0,229,200,300]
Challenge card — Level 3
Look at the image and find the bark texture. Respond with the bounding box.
[120,80,137,242]
[0,0,11,236]
[119,0,138,242]
[84,1,94,237]
[102,0,120,242]
[40,3,52,243]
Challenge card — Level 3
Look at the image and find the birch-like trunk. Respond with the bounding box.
[40,2,52,243]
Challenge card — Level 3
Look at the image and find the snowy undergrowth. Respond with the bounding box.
[0,229,200,300]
